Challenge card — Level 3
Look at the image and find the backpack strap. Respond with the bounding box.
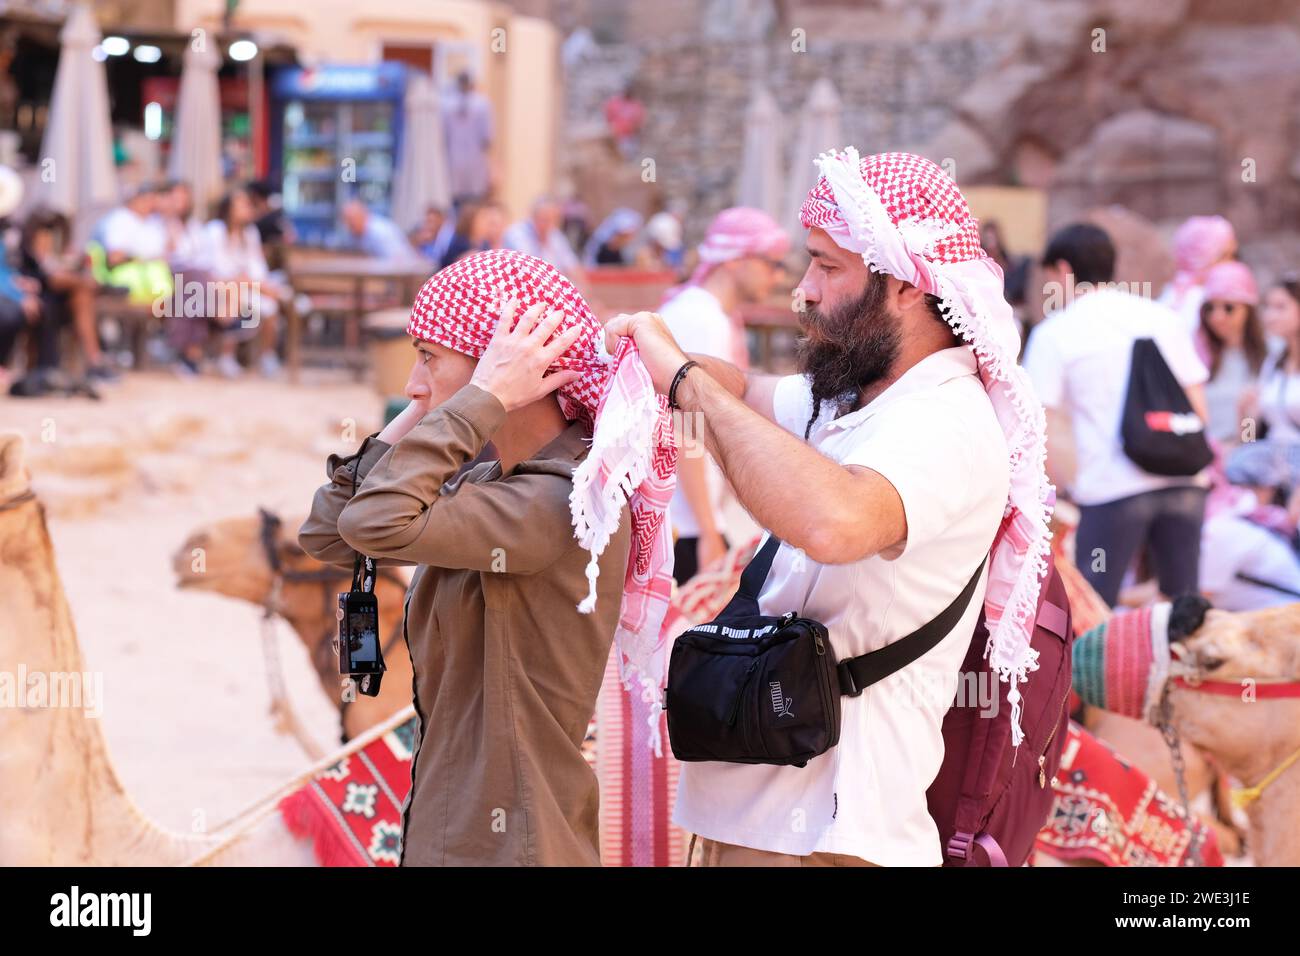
[837,555,988,697]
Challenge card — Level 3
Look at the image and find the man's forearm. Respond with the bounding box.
[688,353,745,398]
[675,368,892,561]
[687,353,780,421]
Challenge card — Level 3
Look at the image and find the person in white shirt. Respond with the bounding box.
[443,72,494,207]
[1158,215,1237,337]
[197,187,287,378]
[503,197,584,280]
[1024,223,1211,607]
[1201,494,1300,611]
[657,206,789,582]
[1227,278,1300,525]
[100,183,169,265]
[161,180,209,274]
[605,149,1052,866]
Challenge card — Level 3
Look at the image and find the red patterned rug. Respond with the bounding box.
[279,713,417,867]
[1034,721,1223,867]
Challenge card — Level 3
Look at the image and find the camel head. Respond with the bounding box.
[172,509,348,610]
[0,432,30,504]
[1171,604,1300,776]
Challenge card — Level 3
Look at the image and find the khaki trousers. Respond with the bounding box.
[689,835,880,867]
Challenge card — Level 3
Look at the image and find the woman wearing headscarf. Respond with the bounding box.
[1195,261,1265,445]
[1158,215,1237,335]
[299,250,676,866]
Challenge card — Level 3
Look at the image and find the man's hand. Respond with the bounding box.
[697,530,728,571]
[377,396,431,445]
[604,311,690,395]
[470,298,583,411]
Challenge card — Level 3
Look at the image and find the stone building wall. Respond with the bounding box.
[544,0,1300,277]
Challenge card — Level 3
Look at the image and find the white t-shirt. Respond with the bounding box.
[201,220,269,282]
[1203,347,1253,443]
[661,286,736,539]
[1256,355,1300,443]
[1158,283,1205,338]
[672,346,1010,865]
[1201,508,1300,611]
[1023,288,1209,506]
[100,207,168,260]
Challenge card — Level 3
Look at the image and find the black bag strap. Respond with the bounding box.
[1234,571,1300,600]
[716,532,783,619]
[837,555,988,697]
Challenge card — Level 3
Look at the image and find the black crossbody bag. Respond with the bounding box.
[665,534,986,768]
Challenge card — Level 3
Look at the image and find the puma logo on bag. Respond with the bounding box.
[770,681,794,719]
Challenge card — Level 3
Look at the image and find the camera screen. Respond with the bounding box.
[347,609,379,664]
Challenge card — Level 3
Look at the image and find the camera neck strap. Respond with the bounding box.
[351,553,376,594]
[349,435,378,595]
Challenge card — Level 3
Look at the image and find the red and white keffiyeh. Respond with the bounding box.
[407,250,678,747]
[799,148,1055,746]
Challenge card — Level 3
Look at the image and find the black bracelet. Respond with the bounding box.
[668,360,700,410]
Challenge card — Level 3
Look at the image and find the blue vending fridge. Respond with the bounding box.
[271,62,409,247]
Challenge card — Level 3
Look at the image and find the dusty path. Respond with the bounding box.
[3,370,382,832]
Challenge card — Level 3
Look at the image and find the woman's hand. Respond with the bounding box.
[697,530,728,571]
[470,298,583,411]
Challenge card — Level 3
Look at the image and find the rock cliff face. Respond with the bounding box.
[557,0,1300,279]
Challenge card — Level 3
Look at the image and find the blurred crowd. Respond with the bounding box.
[0,158,691,399]
[6,149,1300,617]
[1021,215,1300,617]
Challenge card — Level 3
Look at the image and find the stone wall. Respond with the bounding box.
[549,0,1300,277]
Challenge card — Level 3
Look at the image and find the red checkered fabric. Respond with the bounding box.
[407,251,678,732]
[800,151,984,264]
[407,249,608,429]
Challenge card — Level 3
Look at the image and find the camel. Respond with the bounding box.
[1047,507,1244,858]
[0,429,409,866]
[1171,605,1300,866]
[172,511,414,746]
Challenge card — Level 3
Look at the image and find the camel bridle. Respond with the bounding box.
[256,508,406,749]
[1170,673,1300,811]
[0,488,36,512]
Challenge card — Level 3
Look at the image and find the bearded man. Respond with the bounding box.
[606,150,1054,867]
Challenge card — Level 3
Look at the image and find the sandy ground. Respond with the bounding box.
[4,369,387,832]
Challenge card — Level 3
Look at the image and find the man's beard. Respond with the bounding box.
[796,275,901,436]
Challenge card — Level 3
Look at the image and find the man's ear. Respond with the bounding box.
[894,277,927,313]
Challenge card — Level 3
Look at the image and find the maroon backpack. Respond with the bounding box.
[925,556,1073,866]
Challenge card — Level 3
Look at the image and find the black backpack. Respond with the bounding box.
[1119,337,1213,476]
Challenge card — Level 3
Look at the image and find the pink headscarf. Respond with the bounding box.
[407,251,679,745]
[1202,260,1259,306]
[1167,215,1237,308]
[799,148,1054,748]
[662,206,790,370]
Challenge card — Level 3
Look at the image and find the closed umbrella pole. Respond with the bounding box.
[734,84,784,222]
[38,2,118,233]
[783,78,843,240]
[169,37,224,210]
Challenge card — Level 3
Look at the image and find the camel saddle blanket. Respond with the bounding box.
[279,717,418,866]
[1034,721,1224,867]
